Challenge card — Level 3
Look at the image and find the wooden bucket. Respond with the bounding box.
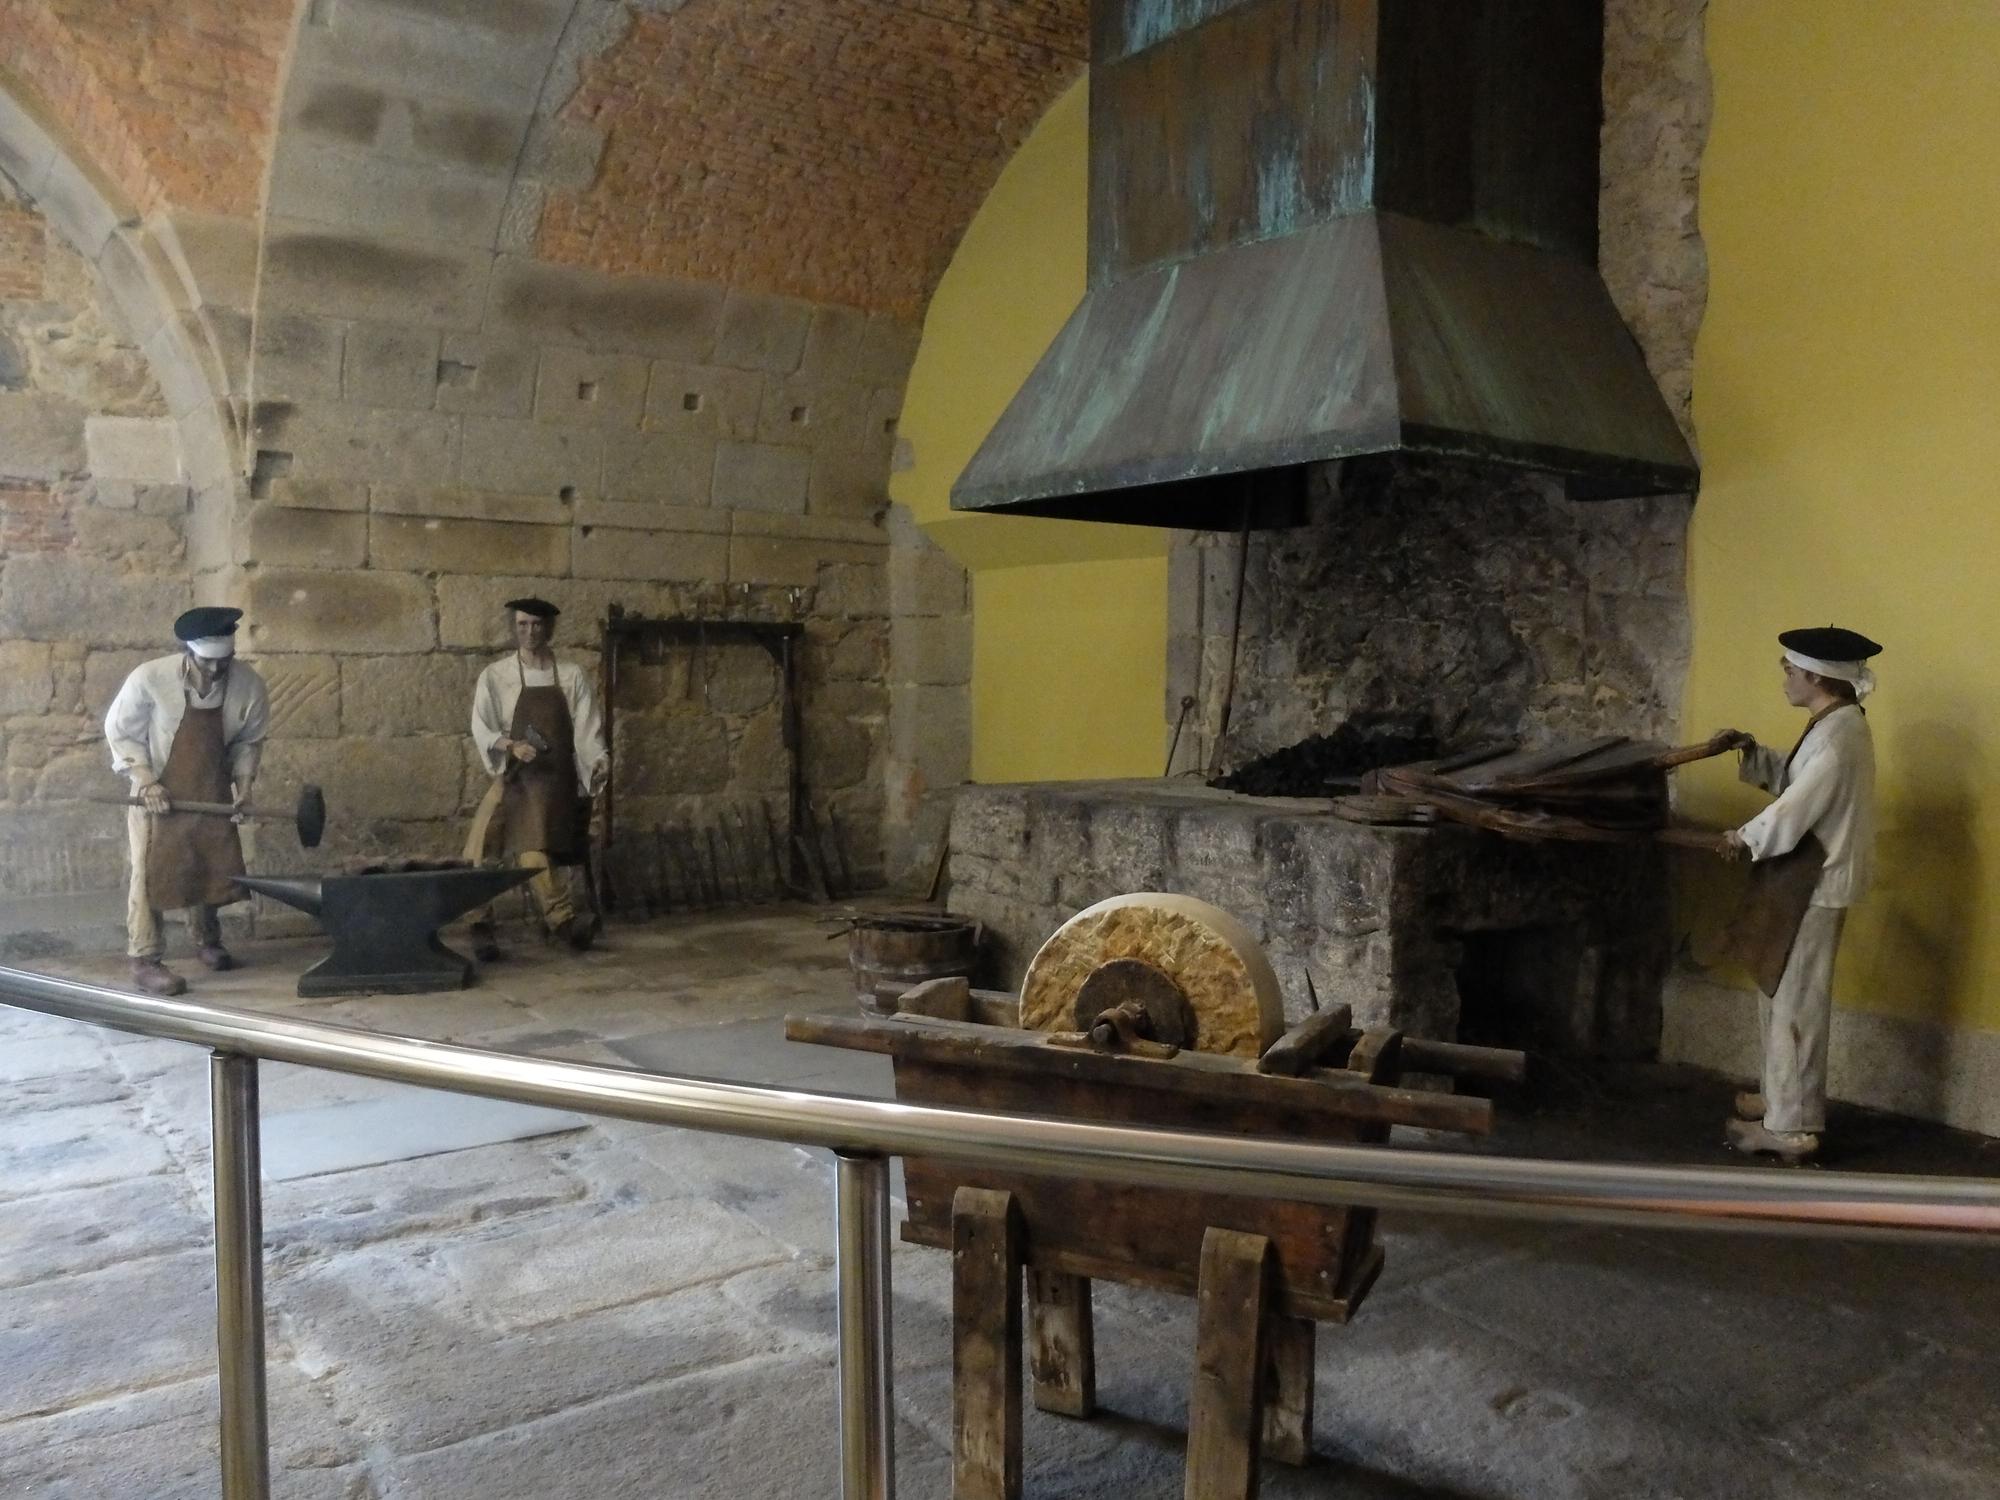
[847,913,982,1014]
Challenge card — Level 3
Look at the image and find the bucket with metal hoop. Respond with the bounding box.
[842,911,983,1014]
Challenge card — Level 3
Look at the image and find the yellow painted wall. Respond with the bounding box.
[1679,1,2000,1030]
[890,79,1170,784]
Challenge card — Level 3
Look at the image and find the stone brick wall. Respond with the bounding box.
[237,261,919,878]
[225,0,979,891]
[0,183,194,899]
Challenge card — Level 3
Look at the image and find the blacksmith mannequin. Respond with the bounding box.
[104,606,271,997]
[468,598,608,957]
[1714,625,1881,1163]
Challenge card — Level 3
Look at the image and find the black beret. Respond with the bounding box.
[173,606,242,642]
[504,597,560,620]
[1780,625,1882,661]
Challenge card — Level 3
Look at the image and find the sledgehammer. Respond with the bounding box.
[90,783,328,848]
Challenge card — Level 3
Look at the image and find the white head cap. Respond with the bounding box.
[1783,648,1875,702]
[186,635,236,660]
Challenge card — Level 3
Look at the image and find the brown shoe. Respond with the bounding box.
[1734,1090,1767,1120]
[196,944,235,972]
[130,958,187,997]
[1726,1117,1819,1163]
[554,916,599,953]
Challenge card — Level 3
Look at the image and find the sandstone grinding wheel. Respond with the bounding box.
[1019,893,1285,1058]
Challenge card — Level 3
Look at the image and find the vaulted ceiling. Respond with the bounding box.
[0,0,1087,317]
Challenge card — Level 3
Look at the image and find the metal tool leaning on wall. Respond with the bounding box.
[100,607,272,998]
[466,597,610,959]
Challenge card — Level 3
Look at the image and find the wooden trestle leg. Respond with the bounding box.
[1185,1227,1273,1500]
[1027,1269,1096,1418]
[1259,1314,1315,1466]
[952,1187,1022,1500]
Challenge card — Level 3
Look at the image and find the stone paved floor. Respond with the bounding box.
[1,905,1995,1498]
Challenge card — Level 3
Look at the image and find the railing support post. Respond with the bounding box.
[835,1150,895,1500]
[211,1051,270,1500]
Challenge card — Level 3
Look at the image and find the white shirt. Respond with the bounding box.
[470,655,609,796]
[104,654,270,788]
[1737,705,1876,907]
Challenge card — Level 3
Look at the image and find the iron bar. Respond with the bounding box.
[835,1152,895,1500]
[3,965,1999,1244]
[210,1052,270,1500]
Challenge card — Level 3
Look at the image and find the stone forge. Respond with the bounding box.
[949,780,1669,1056]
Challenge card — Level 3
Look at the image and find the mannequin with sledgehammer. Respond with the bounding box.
[103,606,271,996]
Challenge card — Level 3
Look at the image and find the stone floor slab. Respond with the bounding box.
[275,1248,814,1455]
[1416,1227,1928,1433]
[0,1097,174,1200]
[0,1174,207,1289]
[0,1251,216,1423]
[379,1356,952,1500]
[263,1137,589,1262]
[436,1195,800,1332]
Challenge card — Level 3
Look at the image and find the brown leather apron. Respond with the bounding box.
[500,661,581,861]
[145,699,246,910]
[1718,706,1853,995]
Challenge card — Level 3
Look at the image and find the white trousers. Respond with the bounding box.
[1758,905,1847,1134]
[125,807,220,960]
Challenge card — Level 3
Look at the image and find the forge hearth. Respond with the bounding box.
[947,780,1669,1058]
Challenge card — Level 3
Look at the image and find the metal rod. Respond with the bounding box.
[210,1052,270,1500]
[835,1152,895,1500]
[3,965,1999,1244]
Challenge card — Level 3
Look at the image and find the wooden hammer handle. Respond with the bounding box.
[1399,1037,1528,1084]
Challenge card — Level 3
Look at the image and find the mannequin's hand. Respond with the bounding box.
[1719,831,1751,863]
[230,785,252,824]
[138,781,171,816]
[505,739,538,764]
[1709,728,1755,754]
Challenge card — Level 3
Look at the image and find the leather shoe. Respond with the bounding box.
[553,916,599,953]
[1725,1117,1819,1163]
[197,944,235,972]
[469,923,501,963]
[130,958,187,997]
[1733,1090,1766,1120]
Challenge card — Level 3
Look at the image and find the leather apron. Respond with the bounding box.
[1719,706,1849,996]
[144,698,246,909]
[500,660,581,861]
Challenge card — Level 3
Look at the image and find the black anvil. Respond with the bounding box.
[236,865,537,997]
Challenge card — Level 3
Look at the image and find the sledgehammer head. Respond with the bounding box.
[297,784,327,848]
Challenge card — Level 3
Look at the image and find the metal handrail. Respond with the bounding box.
[5,962,1999,1499]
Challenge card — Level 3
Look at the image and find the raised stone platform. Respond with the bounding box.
[947,780,1671,1056]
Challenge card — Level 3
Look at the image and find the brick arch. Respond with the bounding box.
[539,0,1088,318]
[0,0,292,221]
[0,80,241,516]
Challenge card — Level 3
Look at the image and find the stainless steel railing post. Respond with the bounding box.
[211,1052,271,1500]
[834,1151,894,1500]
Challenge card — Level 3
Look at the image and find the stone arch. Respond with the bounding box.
[0,81,244,570]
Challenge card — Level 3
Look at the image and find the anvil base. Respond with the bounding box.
[236,866,538,998]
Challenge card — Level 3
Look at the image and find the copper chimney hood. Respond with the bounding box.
[950,0,1700,530]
